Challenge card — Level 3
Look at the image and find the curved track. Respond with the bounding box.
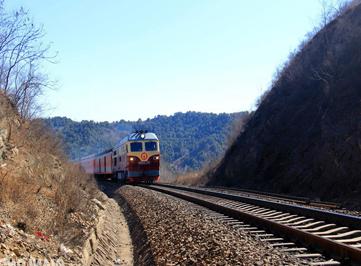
[142,183,361,265]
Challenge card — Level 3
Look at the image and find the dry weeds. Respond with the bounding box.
[0,93,100,248]
[175,114,248,186]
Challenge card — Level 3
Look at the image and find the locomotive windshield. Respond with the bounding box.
[145,142,158,151]
[130,142,143,152]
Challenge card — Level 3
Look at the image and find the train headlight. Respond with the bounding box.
[154,156,159,160]
[128,156,140,163]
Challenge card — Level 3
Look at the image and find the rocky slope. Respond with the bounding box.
[0,92,134,265]
[211,1,361,209]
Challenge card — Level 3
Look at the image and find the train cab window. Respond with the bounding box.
[130,142,143,152]
[145,142,158,151]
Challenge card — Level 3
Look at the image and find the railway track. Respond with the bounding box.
[141,183,361,265]
[210,186,341,209]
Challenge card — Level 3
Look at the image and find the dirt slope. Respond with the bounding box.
[210,2,361,208]
[0,91,111,264]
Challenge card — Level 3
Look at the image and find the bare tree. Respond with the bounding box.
[311,0,353,95]
[0,3,55,120]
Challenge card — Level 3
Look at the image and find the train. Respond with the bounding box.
[78,131,160,184]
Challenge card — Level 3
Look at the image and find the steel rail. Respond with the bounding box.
[154,183,361,230]
[143,184,361,264]
[209,186,340,208]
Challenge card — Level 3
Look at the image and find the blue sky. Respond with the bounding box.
[6,1,326,121]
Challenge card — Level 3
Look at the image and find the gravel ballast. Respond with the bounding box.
[117,186,301,265]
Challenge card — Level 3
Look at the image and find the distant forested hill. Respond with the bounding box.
[45,112,248,172]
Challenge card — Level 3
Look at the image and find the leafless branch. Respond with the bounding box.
[0,5,56,119]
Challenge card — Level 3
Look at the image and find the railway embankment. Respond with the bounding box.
[81,193,133,266]
[115,185,299,265]
[0,92,135,265]
[0,191,133,265]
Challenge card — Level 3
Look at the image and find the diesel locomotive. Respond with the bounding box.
[79,131,160,183]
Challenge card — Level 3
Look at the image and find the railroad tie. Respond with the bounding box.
[323,230,361,239]
[238,227,258,231]
[270,242,295,247]
[260,238,284,242]
[273,215,298,222]
[281,217,307,225]
[294,253,323,259]
[279,247,307,252]
[294,221,325,229]
[249,230,266,234]
[309,260,341,266]
[313,227,348,236]
[287,218,314,226]
[303,224,336,233]
[336,236,361,244]
[256,234,274,238]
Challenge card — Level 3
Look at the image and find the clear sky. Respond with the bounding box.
[5,0,327,122]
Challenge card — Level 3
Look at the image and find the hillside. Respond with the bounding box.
[210,1,361,208]
[45,112,248,173]
[0,91,106,263]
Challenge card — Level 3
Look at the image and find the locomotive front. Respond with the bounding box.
[125,132,160,183]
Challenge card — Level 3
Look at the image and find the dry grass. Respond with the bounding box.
[175,170,209,186]
[174,155,224,186]
[0,94,99,245]
[174,114,248,186]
